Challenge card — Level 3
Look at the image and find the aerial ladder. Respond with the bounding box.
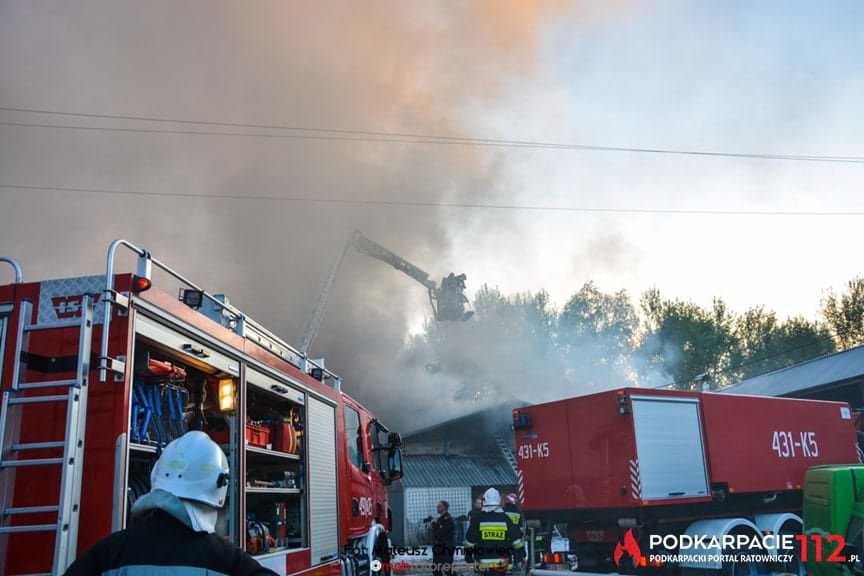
[297,231,473,355]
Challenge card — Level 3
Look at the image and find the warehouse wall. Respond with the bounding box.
[403,487,471,546]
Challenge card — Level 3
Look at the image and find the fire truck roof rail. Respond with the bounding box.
[99,239,342,389]
[0,257,23,284]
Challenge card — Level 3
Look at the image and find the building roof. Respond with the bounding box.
[724,344,864,397]
[405,402,519,439]
[400,454,516,488]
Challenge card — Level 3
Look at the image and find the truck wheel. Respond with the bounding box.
[373,532,391,576]
[776,524,804,576]
[720,528,763,576]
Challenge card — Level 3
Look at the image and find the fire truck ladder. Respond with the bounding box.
[494,433,518,473]
[0,296,95,574]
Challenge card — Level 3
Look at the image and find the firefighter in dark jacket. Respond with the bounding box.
[465,488,522,571]
[426,500,455,576]
[64,431,276,576]
[503,493,526,565]
[464,497,483,563]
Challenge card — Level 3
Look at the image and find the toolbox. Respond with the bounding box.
[245,423,271,448]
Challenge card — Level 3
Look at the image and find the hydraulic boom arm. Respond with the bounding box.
[297,230,472,355]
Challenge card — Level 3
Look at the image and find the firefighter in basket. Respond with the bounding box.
[465,488,523,572]
[64,431,276,576]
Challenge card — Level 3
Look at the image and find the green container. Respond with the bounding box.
[803,465,864,576]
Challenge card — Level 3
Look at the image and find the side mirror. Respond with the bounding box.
[388,432,402,448]
[387,446,404,484]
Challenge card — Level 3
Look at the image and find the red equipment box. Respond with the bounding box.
[513,388,859,512]
[245,423,271,448]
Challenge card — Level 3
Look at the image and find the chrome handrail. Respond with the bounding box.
[0,257,23,284]
[100,239,339,385]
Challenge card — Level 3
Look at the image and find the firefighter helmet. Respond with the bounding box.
[150,431,230,508]
[482,487,502,509]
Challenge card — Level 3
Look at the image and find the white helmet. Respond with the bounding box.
[482,487,501,509]
[151,431,230,508]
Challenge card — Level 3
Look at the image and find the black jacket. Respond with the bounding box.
[431,512,455,547]
[64,508,275,576]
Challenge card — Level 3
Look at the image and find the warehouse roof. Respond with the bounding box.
[400,454,516,488]
[724,344,864,397]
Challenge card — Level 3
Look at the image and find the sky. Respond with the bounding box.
[1,1,863,428]
[451,0,864,320]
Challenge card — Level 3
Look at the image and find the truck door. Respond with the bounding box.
[630,395,710,500]
[343,404,375,536]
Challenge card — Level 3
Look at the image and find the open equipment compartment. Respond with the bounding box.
[244,368,307,557]
[125,315,241,543]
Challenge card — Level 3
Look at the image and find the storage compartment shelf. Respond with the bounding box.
[247,445,301,462]
[129,442,158,454]
[246,487,302,495]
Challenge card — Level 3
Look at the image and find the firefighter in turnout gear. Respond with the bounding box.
[64,431,276,576]
[465,488,523,571]
[503,493,526,565]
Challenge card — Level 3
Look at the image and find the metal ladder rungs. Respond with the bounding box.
[0,457,64,467]
[18,379,79,390]
[4,505,60,515]
[25,319,83,331]
[0,523,58,534]
[8,394,69,405]
[11,441,65,450]
[0,296,95,573]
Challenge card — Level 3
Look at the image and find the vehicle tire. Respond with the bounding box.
[719,528,763,576]
[373,532,391,576]
[776,523,804,576]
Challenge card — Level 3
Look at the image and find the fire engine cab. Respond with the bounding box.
[0,242,403,575]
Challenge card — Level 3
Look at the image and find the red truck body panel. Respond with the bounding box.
[515,387,859,514]
[1,272,393,575]
[700,392,858,494]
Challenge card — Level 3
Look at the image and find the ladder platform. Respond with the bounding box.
[18,379,80,390]
[1,457,64,467]
[0,523,58,534]
[11,441,65,450]
[8,394,70,405]
[4,505,60,515]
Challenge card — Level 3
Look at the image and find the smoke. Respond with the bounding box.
[0,1,631,431]
[384,284,675,432]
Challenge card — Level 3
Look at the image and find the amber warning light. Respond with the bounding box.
[131,275,152,293]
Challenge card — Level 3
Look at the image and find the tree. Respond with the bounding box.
[421,285,562,402]
[558,282,639,386]
[638,289,737,389]
[730,308,835,381]
[822,277,864,348]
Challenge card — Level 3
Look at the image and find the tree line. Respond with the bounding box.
[419,276,864,395]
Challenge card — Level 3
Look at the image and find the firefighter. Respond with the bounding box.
[425,500,455,576]
[465,488,522,571]
[503,493,526,566]
[64,431,276,576]
[464,497,483,563]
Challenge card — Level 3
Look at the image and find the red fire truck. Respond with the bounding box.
[513,387,861,574]
[0,242,403,575]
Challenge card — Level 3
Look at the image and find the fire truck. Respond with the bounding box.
[513,387,861,575]
[0,241,404,575]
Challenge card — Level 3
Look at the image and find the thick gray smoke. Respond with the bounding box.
[0,1,630,432]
